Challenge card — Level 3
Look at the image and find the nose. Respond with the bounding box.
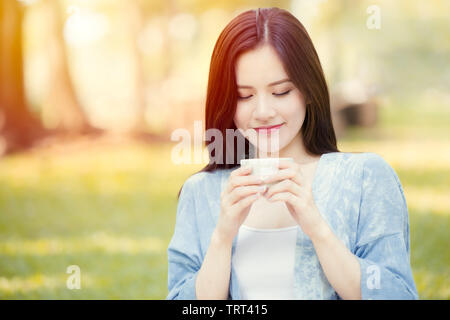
[253,94,276,121]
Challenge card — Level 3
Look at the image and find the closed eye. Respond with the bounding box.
[273,90,291,96]
[238,90,291,100]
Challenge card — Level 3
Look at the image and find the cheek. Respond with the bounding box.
[233,105,251,129]
[283,94,306,125]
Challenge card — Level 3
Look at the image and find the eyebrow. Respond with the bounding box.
[237,78,291,89]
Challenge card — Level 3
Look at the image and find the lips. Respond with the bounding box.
[253,123,284,134]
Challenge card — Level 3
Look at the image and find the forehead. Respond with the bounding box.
[235,44,288,86]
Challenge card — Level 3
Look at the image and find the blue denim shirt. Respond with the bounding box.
[166,152,419,300]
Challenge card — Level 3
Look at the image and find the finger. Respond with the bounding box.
[267,191,298,206]
[265,179,301,198]
[229,185,267,205]
[230,166,252,178]
[226,174,263,194]
[263,168,297,184]
[235,174,264,186]
[290,173,303,186]
[232,192,260,213]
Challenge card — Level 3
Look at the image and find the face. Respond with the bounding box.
[233,44,306,157]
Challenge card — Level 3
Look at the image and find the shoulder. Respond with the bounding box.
[327,151,389,166]
[324,152,401,190]
[183,169,225,189]
[360,152,394,171]
[329,151,396,175]
[179,168,227,200]
[358,152,400,185]
[346,152,405,203]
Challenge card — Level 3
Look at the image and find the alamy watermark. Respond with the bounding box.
[366,264,381,290]
[366,5,381,30]
[66,265,81,290]
[171,120,282,165]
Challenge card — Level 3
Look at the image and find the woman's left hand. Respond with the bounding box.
[263,159,328,240]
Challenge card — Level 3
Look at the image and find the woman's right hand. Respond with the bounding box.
[214,166,266,244]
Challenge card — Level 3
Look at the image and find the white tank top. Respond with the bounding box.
[232,224,298,300]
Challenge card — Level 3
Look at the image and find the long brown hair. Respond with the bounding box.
[178,7,339,197]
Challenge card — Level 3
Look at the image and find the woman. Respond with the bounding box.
[167,7,418,300]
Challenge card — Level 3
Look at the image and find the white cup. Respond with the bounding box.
[240,157,294,187]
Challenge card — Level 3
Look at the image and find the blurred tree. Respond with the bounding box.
[41,0,97,134]
[0,0,46,155]
[123,0,148,133]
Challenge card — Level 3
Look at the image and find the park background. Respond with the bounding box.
[0,0,449,299]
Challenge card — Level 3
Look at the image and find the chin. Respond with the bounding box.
[250,138,288,156]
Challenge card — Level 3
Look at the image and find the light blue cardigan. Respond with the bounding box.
[166,152,419,300]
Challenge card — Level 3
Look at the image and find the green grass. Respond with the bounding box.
[0,142,203,299]
[0,102,449,299]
